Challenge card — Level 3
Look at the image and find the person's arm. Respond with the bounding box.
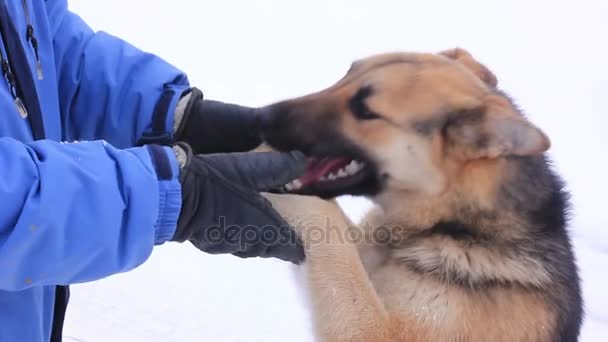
[0,138,181,291]
[46,0,189,148]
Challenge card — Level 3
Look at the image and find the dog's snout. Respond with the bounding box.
[258,97,344,156]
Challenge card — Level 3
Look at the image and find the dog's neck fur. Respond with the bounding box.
[366,155,569,290]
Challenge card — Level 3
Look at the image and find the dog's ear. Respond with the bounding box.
[440,48,498,88]
[445,97,550,159]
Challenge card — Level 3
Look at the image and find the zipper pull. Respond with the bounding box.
[36,60,43,80]
[26,24,43,80]
[15,97,28,118]
[1,60,27,118]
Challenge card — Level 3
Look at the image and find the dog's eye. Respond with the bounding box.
[349,86,381,120]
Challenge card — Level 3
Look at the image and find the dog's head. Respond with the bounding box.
[261,49,550,201]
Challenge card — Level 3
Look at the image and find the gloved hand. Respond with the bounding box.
[172,142,307,264]
[174,88,262,154]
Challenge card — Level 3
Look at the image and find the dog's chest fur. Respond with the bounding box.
[357,239,555,341]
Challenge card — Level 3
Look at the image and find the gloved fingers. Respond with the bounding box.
[175,87,264,154]
[203,150,307,191]
[175,140,307,263]
[264,236,306,264]
[189,219,305,264]
[184,186,306,263]
[229,223,305,264]
[232,238,306,264]
[200,100,263,152]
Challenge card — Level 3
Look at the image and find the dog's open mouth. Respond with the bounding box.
[279,156,380,198]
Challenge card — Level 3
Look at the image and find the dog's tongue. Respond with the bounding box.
[297,157,352,187]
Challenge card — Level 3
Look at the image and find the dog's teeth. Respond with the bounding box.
[328,173,337,180]
[284,179,303,191]
[354,161,365,171]
[345,163,357,174]
[337,169,348,178]
[346,160,365,174]
[292,179,303,189]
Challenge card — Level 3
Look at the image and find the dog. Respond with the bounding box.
[258,48,583,341]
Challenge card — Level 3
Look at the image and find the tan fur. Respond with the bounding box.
[261,48,563,341]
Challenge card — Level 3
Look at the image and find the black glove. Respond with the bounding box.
[173,143,306,264]
[174,88,262,154]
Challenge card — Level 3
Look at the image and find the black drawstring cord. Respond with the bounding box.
[21,0,42,80]
[1,57,17,98]
[0,50,27,118]
[25,24,41,80]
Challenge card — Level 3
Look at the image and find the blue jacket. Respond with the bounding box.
[0,0,190,341]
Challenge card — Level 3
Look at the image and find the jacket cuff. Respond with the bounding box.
[173,91,193,133]
[138,76,191,146]
[147,145,183,244]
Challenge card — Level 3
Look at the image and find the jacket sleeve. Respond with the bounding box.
[0,138,182,291]
[45,0,190,148]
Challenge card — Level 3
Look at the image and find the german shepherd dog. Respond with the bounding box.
[259,49,583,341]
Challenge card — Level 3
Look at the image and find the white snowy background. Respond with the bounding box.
[63,0,607,341]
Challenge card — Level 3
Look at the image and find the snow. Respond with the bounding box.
[64,0,607,341]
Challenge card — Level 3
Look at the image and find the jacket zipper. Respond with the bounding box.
[0,33,27,118]
[20,0,43,80]
[11,5,67,340]
[0,0,45,138]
